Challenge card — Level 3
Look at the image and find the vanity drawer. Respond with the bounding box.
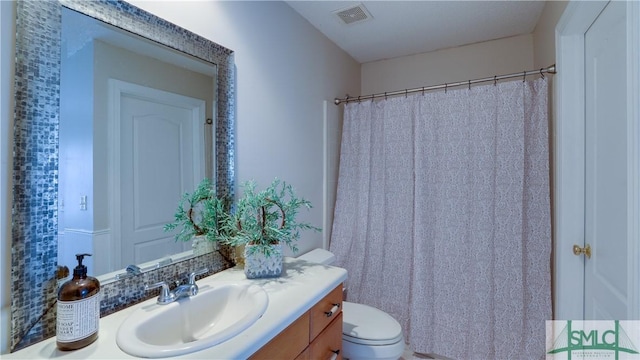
[250,283,343,360]
[249,313,309,360]
[309,312,343,360]
[310,285,343,341]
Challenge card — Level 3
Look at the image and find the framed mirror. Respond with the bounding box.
[11,0,234,351]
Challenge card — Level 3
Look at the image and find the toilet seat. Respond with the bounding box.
[342,302,403,346]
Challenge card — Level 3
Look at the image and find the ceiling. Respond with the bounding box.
[286,1,547,64]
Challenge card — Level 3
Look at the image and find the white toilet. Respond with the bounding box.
[298,249,405,360]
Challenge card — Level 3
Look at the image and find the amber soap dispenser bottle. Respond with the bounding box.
[56,253,100,350]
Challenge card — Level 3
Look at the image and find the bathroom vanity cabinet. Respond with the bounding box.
[1,258,347,359]
[250,284,343,360]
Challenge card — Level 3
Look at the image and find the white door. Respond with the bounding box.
[556,1,640,321]
[109,80,206,269]
[583,1,628,320]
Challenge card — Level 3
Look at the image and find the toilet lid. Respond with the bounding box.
[342,302,404,346]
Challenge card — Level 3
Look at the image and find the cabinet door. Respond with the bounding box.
[310,312,343,360]
[249,314,310,360]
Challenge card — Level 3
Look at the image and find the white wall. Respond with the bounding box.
[128,1,361,257]
[532,0,568,320]
[362,34,534,95]
[60,41,94,234]
[533,1,569,69]
[59,40,95,273]
[0,0,15,355]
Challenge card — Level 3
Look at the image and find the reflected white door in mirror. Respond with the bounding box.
[113,80,206,273]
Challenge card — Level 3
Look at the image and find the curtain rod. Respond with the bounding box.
[334,64,556,105]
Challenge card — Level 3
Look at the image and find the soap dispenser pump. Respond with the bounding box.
[56,253,101,351]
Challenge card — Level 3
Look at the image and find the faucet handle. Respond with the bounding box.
[145,281,177,305]
[126,264,142,275]
[186,267,209,285]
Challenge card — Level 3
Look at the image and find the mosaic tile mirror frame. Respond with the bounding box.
[11,0,235,351]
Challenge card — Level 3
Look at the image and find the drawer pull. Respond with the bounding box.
[325,303,341,317]
[329,349,340,360]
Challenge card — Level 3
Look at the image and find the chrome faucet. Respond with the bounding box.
[145,267,208,305]
[172,268,207,298]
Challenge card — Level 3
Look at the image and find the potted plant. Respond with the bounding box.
[164,178,231,255]
[220,178,320,279]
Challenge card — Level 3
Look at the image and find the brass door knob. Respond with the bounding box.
[573,244,592,259]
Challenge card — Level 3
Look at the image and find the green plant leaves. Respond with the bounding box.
[164,179,232,243]
[220,178,320,255]
[164,178,320,256]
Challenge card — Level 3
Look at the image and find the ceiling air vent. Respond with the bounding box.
[333,3,372,25]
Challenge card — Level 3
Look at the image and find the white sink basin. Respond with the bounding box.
[116,282,268,358]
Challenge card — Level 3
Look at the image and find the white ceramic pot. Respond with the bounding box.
[243,243,283,279]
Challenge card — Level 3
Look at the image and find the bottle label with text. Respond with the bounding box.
[56,293,100,342]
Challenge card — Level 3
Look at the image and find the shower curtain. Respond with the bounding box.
[330,78,551,360]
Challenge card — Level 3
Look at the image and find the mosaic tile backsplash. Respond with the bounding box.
[10,0,235,351]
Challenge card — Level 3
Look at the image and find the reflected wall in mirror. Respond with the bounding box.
[11,0,234,351]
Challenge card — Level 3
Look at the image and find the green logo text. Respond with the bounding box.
[548,320,639,360]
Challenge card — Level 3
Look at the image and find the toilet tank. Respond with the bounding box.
[297,248,336,265]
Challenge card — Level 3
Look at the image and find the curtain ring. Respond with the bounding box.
[494,75,497,86]
[357,96,361,103]
[468,80,471,91]
[445,83,448,93]
[422,86,425,96]
[540,68,545,79]
[385,92,388,100]
[522,71,526,83]
[405,89,408,98]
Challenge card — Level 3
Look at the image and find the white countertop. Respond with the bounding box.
[3,258,347,359]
